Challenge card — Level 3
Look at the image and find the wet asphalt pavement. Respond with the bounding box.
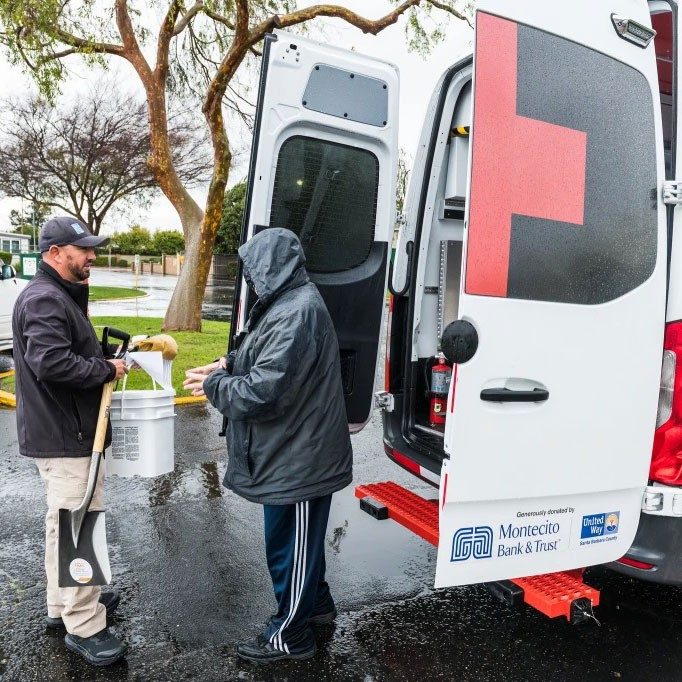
[2,396,682,681]
[87,269,232,321]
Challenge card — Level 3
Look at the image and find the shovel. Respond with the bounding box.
[58,327,129,588]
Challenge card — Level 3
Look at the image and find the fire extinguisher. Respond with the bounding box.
[429,354,452,427]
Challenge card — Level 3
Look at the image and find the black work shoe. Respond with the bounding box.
[46,590,121,629]
[64,628,127,667]
[309,608,337,626]
[236,635,316,664]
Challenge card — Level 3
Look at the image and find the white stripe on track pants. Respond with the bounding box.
[263,494,336,654]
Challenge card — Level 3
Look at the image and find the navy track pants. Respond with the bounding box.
[262,494,335,653]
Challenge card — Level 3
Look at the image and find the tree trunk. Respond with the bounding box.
[161,78,233,332]
[162,138,231,331]
[139,77,211,331]
[162,210,213,331]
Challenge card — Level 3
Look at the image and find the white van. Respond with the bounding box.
[0,259,26,353]
[231,0,680,604]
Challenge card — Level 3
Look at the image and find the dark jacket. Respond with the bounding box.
[12,262,115,458]
[204,228,353,505]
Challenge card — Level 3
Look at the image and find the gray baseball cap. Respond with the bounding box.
[39,216,110,252]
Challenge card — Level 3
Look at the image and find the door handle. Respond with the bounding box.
[480,388,549,403]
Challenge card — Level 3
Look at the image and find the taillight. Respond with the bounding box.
[616,556,656,571]
[386,445,421,475]
[657,350,675,428]
[650,321,682,484]
[384,294,394,392]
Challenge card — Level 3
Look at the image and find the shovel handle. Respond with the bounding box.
[93,381,116,454]
[71,379,116,547]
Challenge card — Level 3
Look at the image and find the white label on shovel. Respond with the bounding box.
[69,559,93,584]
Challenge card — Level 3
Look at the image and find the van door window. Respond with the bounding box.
[269,136,379,272]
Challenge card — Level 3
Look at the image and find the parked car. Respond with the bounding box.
[0,259,27,353]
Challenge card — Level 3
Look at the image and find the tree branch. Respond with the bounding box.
[53,27,126,58]
[248,0,422,45]
[43,47,78,61]
[204,0,249,113]
[114,0,153,79]
[427,0,473,29]
[157,0,184,78]
[202,7,236,31]
[234,0,249,40]
[173,1,205,36]
[14,33,38,71]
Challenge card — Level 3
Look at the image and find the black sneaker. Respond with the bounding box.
[46,590,121,629]
[64,628,127,667]
[236,635,316,664]
[309,608,337,626]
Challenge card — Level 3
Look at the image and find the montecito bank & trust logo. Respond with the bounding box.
[451,526,494,561]
[450,517,566,562]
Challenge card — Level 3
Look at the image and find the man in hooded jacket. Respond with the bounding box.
[184,228,353,663]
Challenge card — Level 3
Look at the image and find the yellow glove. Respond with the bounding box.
[132,334,178,360]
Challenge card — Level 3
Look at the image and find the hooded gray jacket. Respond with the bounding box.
[204,228,353,505]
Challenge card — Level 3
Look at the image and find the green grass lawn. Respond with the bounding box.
[89,286,145,301]
[0,317,229,398]
[91,316,229,396]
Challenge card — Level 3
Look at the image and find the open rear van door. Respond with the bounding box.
[231,30,399,431]
[436,0,667,586]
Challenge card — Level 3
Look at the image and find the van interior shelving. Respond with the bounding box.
[403,74,472,462]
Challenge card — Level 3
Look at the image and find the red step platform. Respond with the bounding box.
[355,481,600,623]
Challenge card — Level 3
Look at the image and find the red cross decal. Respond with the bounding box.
[465,13,588,297]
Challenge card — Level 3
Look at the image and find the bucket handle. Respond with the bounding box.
[119,372,159,421]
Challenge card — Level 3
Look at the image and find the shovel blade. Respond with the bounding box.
[58,509,112,587]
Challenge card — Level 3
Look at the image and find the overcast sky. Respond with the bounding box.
[0,2,473,234]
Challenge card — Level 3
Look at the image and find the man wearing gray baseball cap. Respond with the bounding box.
[39,216,111,251]
[12,216,128,667]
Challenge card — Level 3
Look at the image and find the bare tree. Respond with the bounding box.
[0,87,211,235]
[0,0,472,329]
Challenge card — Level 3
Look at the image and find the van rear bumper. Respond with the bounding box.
[608,512,682,585]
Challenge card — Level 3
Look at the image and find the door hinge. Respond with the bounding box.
[374,391,395,412]
[663,181,682,205]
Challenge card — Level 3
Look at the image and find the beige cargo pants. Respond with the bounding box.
[36,456,107,638]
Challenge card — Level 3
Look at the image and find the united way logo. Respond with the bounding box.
[581,511,620,539]
[451,526,494,562]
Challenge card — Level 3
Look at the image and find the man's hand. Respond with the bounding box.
[108,359,128,380]
[183,371,209,397]
[185,361,220,377]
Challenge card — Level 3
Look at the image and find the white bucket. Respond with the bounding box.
[108,387,176,478]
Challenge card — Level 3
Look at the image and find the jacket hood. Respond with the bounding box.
[238,228,309,303]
